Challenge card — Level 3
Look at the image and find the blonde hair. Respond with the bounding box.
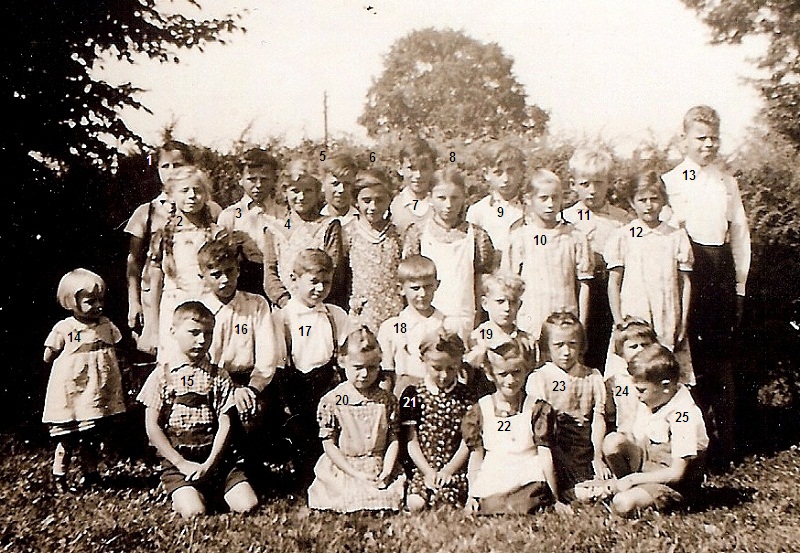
[482,272,525,304]
[683,105,720,132]
[57,269,106,311]
[569,146,614,179]
[526,169,561,196]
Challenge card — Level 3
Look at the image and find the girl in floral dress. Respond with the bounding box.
[400,327,475,510]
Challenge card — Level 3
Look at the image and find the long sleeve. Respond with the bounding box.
[262,229,290,308]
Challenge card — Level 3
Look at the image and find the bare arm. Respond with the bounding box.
[43,346,60,364]
[616,457,690,491]
[406,426,436,485]
[322,439,372,481]
[677,271,691,347]
[607,267,624,325]
[378,438,400,484]
[577,280,590,328]
[144,406,197,476]
[126,235,147,330]
[438,440,470,483]
[591,409,610,478]
[195,410,232,480]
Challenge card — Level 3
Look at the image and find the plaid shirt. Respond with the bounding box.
[138,357,236,448]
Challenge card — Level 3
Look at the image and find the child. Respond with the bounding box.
[504,170,594,338]
[389,137,437,232]
[604,317,658,434]
[307,327,405,512]
[262,172,345,310]
[377,255,454,396]
[461,341,568,515]
[603,344,708,517]
[43,269,126,490]
[138,301,258,518]
[605,172,695,385]
[275,249,350,485]
[465,272,534,397]
[401,328,475,510]
[217,148,282,292]
[527,312,608,498]
[342,168,411,332]
[561,146,631,370]
[661,105,751,464]
[197,235,286,425]
[320,152,359,226]
[125,141,221,353]
[148,167,222,362]
[406,168,497,339]
[466,144,526,258]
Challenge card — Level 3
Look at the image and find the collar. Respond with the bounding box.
[287,297,328,315]
[399,187,428,206]
[651,384,689,416]
[630,219,670,236]
[423,379,457,395]
[168,356,212,373]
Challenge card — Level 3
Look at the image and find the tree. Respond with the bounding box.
[680,0,800,147]
[358,28,548,140]
[2,0,243,171]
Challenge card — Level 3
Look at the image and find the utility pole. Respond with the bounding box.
[323,91,329,149]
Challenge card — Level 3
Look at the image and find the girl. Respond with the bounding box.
[605,172,695,385]
[43,269,126,490]
[406,168,497,340]
[527,312,608,498]
[125,141,222,354]
[461,340,569,514]
[400,327,475,510]
[343,169,412,332]
[148,167,223,362]
[307,327,405,512]
[262,170,345,309]
[504,169,593,338]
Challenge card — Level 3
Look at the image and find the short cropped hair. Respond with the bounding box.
[430,167,466,193]
[293,248,334,277]
[539,311,587,359]
[353,168,392,199]
[628,343,680,384]
[612,316,658,356]
[624,171,667,203]
[340,326,381,359]
[240,148,279,174]
[526,168,561,196]
[482,272,525,303]
[197,233,239,271]
[172,300,215,328]
[569,145,614,179]
[419,327,465,359]
[683,105,720,132]
[56,268,106,311]
[322,152,359,181]
[493,144,526,169]
[397,255,437,283]
[400,137,437,163]
[160,140,195,164]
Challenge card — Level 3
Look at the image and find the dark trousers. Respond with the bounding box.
[688,241,738,464]
[585,268,613,371]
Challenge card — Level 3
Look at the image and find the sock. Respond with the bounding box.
[52,442,68,476]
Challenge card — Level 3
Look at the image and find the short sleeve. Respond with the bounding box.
[591,370,607,417]
[213,369,237,416]
[461,403,484,450]
[322,218,343,268]
[525,370,548,402]
[399,386,422,426]
[402,223,421,259]
[530,399,555,448]
[44,321,67,351]
[136,366,166,410]
[573,228,595,280]
[105,319,123,344]
[676,228,694,272]
[317,393,340,441]
[472,224,498,274]
[603,228,625,269]
[384,391,400,442]
[377,318,398,372]
[217,206,235,230]
[123,202,151,238]
[669,405,705,459]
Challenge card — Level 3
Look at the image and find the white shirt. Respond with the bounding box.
[277,298,350,373]
[321,204,359,227]
[377,307,450,379]
[466,193,523,256]
[631,385,709,460]
[561,200,630,264]
[662,159,751,295]
[389,187,430,231]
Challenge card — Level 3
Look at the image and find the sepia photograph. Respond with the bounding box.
[3,1,800,551]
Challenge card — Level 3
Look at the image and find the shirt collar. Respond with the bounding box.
[651,384,690,416]
[168,356,212,373]
[424,379,457,395]
[630,219,670,236]
[288,297,328,315]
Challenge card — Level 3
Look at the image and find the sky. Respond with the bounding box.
[97,0,768,155]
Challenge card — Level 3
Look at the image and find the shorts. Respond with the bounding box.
[160,445,248,498]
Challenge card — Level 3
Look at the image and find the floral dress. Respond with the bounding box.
[399,382,476,506]
[307,382,405,512]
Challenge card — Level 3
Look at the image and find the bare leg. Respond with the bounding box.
[171,486,206,518]
[224,481,258,514]
[602,432,641,478]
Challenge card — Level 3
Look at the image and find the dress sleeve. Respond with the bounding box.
[317,393,340,441]
[591,370,607,417]
[44,321,67,351]
[323,218,344,268]
[399,386,422,426]
[402,223,421,259]
[676,228,694,272]
[530,399,555,448]
[473,224,498,274]
[385,392,400,442]
[261,228,290,308]
[574,227,595,280]
[377,319,397,372]
[603,228,625,270]
[107,320,123,344]
[461,403,484,450]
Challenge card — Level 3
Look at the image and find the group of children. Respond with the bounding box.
[42,105,749,520]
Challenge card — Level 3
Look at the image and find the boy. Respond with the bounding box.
[217,148,281,294]
[197,236,285,429]
[377,255,455,396]
[602,344,708,517]
[466,144,526,257]
[561,146,630,370]
[138,301,258,518]
[320,152,359,226]
[274,249,350,485]
[389,138,437,232]
[661,105,751,464]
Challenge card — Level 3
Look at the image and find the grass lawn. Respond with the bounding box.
[0,436,798,552]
